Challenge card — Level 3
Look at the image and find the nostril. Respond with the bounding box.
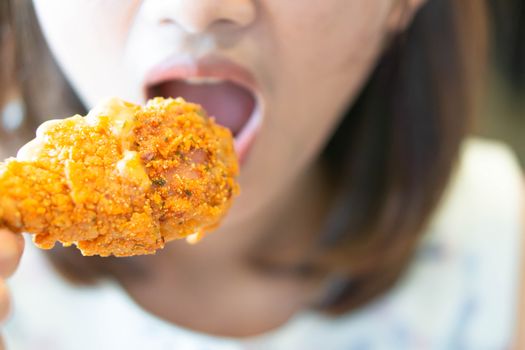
[159,18,174,26]
[214,18,239,28]
[145,0,256,34]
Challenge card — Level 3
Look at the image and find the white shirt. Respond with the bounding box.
[4,138,524,350]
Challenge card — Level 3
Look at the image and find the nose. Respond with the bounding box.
[144,0,256,34]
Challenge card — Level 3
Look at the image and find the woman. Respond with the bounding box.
[0,0,523,349]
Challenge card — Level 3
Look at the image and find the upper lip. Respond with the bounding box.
[143,54,259,100]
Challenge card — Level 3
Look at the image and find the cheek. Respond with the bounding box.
[272,1,391,113]
[32,0,142,106]
[254,1,391,167]
[234,1,392,215]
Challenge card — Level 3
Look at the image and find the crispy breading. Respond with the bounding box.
[0,97,239,257]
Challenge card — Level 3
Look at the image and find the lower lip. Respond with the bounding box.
[233,101,262,165]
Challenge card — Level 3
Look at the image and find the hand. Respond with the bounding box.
[0,229,24,350]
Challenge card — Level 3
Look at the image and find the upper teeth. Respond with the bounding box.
[184,77,225,85]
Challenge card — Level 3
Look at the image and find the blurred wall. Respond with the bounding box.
[478,0,525,167]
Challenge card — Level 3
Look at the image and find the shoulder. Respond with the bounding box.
[431,137,523,242]
[419,137,524,348]
[451,137,522,204]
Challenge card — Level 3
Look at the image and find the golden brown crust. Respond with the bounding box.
[0,97,239,257]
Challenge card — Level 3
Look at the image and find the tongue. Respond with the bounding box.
[150,81,255,136]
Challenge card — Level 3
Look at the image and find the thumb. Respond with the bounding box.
[0,229,24,278]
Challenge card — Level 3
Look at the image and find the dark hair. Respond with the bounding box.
[0,0,487,314]
[316,1,487,312]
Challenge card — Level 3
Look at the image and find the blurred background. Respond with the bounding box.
[480,0,525,166]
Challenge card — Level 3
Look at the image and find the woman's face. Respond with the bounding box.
[32,0,418,226]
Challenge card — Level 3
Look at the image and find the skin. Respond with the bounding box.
[1,0,436,339]
[0,229,24,350]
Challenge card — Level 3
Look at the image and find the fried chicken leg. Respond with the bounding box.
[0,97,239,257]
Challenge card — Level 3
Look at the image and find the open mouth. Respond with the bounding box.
[143,56,262,164]
[147,79,256,138]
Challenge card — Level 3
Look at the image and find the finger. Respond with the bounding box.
[0,279,10,324]
[0,229,24,278]
[0,336,5,350]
